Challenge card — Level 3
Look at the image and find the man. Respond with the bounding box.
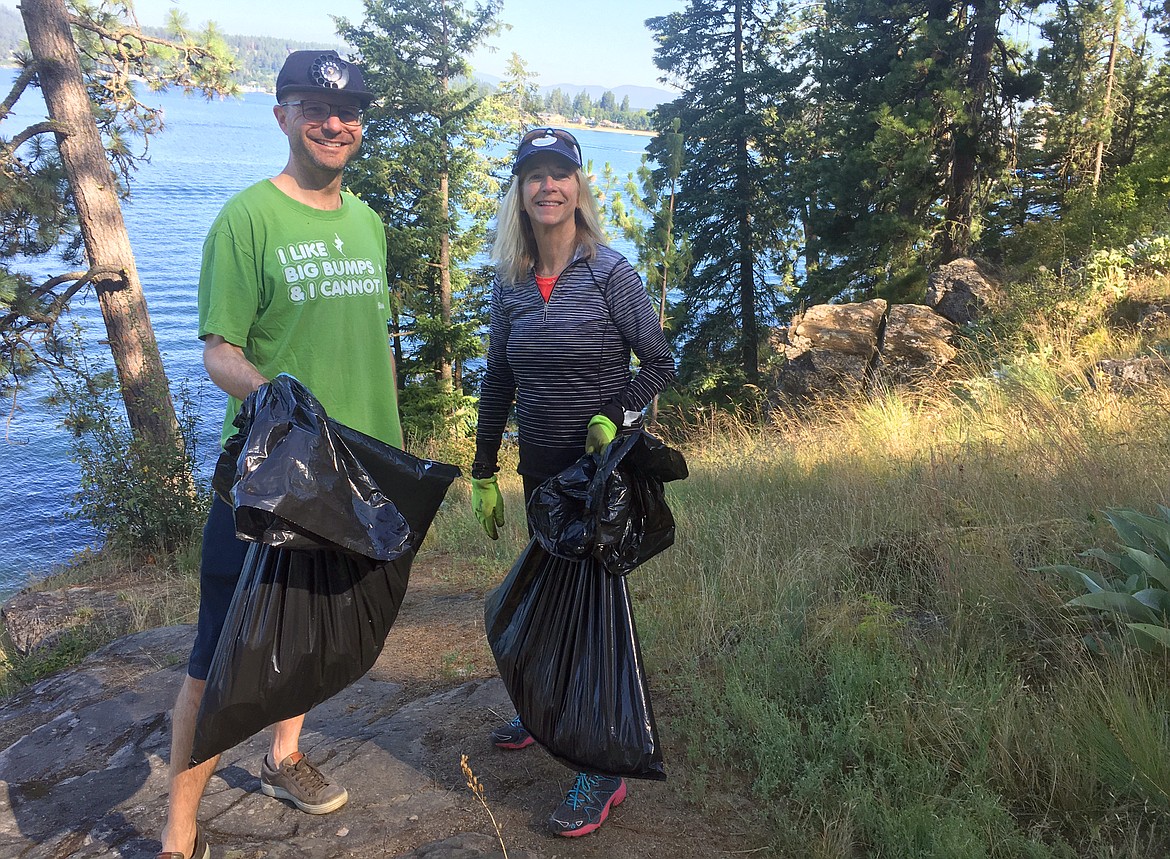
[158,50,401,859]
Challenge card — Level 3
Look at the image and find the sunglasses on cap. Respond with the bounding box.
[512,127,583,173]
[281,99,364,126]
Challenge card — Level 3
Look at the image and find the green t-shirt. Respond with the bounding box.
[198,180,403,449]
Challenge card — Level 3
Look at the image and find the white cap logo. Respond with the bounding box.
[532,135,556,147]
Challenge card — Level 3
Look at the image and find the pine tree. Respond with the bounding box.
[797,0,1032,298]
[336,0,506,437]
[648,0,798,390]
[3,0,235,449]
[495,52,541,129]
[600,118,691,422]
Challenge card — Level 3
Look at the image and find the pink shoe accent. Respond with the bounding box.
[494,734,535,750]
[556,779,627,837]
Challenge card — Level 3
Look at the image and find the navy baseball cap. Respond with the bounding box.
[276,50,375,106]
[512,128,583,174]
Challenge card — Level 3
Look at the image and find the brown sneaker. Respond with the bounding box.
[259,752,349,814]
[157,824,209,859]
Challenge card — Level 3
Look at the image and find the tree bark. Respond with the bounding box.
[437,7,454,389]
[942,0,999,260]
[20,0,179,450]
[1091,0,1123,190]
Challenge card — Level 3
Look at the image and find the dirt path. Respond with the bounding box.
[361,554,768,858]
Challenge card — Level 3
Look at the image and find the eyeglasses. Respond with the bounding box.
[281,100,364,126]
[519,127,582,162]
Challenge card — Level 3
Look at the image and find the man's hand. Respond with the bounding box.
[585,414,617,455]
[471,475,505,540]
[203,334,267,401]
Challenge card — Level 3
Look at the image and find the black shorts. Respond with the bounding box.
[187,495,250,681]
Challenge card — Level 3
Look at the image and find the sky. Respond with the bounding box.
[120,0,679,91]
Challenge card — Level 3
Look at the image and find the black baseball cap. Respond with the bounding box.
[512,128,583,174]
[276,50,375,106]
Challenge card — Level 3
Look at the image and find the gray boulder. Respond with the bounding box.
[925,258,1004,325]
[776,299,887,397]
[773,299,960,398]
[878,304,959,384]
[1093,356,1170,392]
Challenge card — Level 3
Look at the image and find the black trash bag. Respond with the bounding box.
[192,377,460,764]
[192,546,409,765]
[212,374,412,560]
[528,429,688,575]
[484,539,667,780]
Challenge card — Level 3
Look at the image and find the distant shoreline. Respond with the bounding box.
[560,122,655,138]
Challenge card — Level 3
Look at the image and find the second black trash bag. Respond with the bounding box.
[527,429,689,575]
[484,539,667,781]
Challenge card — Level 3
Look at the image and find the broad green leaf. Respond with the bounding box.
[1132,588,1170,616]
[1081,547,1144,579]
[1126,623,1170,650]
[1067,592,1161,624]
[1121,547,1170,590]
[1037,564,1110,593]
[1114,509,1170,560]
[1107,508,1148,551]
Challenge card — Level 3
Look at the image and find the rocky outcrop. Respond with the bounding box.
[1093,356,1170,392]
[0,565,755,858]
[1,586,132,655]
[925,257,1004,326]
[773,299,959,398]
[0,626,544,858]
[878,304,959,384]
[774,299,887,398]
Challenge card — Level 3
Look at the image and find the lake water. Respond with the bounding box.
[0,69,653,599]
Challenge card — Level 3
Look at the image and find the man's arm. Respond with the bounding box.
[203,334,267,400]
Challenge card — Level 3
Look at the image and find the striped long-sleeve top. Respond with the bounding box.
[474,244,676,481]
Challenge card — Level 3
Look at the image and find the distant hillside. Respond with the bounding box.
[142,29,344,91]
[0,5,673,110]
[544,82,676,111]
[0,4,21,62]
[476,72,674,111]
[0,7,331,86]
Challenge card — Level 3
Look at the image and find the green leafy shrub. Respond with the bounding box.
[1038,507,1170,651]
[53,368,209,555]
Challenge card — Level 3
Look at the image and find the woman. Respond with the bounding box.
[470,127,676,836]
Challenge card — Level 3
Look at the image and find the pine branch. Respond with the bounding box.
[1,64,38,122]
[5,121,62,154]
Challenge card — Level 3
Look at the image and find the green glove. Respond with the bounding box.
[470,475,504,540]
[585,414,618,455]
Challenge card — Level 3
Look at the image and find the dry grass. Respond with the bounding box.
[628,346,1170,855]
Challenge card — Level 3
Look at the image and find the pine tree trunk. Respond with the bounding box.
[438,13,454,389]
[21,0,179,450]
[1092,0,1123,190]
[943,0,998,259]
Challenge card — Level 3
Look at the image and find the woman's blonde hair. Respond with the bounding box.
[491,166,607,286]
